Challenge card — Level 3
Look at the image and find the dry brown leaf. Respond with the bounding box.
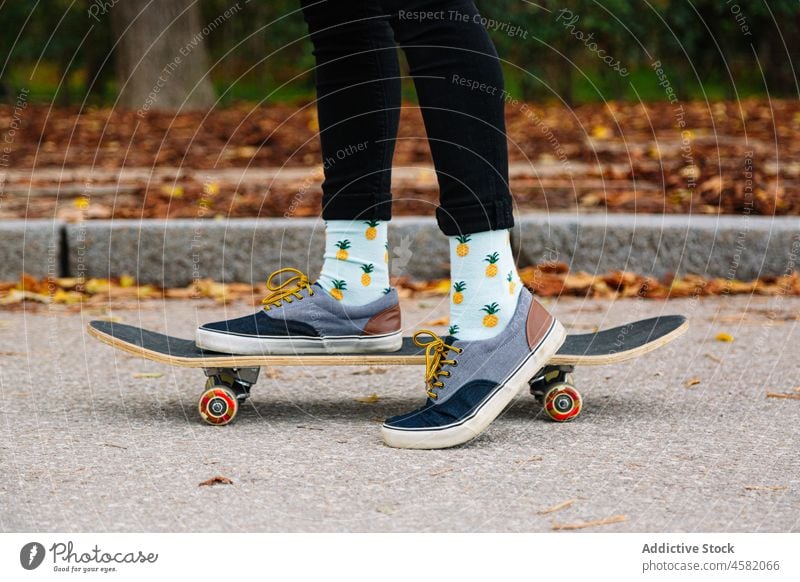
[0,289,50,304]
[744,485,787,491]
[352,367,388,376]
[552,514,627,530]
[766,392,800,400]
[515,456,543,464]
[199,476,233,487]
[685,377,701,388]
[132,372,163,379]
[537,499,576,515]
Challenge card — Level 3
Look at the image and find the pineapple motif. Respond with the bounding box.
[452,281,466,304]
[384,241,389,263]
[484,252,500,277]
[507,271,516,294]
[361,264,374,286]
[481,303,500,327]
[448,324,459,337]
[335,240,351,260]
[330,280,347,300]
[364,220,380,240]
[455,234,471,257]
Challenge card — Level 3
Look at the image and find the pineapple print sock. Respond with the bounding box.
[317,219,390,306]
[448,229,522,341]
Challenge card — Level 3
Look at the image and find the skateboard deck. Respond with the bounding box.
[87,315,687,425]
[87,315,687,368]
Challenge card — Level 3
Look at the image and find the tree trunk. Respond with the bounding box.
[111,0,215,112]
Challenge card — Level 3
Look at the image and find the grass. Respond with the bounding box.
[1,60,778,107]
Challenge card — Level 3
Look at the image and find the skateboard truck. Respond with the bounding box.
[198,367,260,425]
[529,365,582,422]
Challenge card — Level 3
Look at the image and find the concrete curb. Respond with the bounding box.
[0,214,797,285]
[0,220,62,281]
[512,213,800,281]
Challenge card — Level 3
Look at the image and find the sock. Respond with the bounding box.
[317,219,390,305]
[448,229,522,341]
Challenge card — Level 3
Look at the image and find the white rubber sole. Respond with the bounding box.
[381,319,567,450]
[196,328,403,355]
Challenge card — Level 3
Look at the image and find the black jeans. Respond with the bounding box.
[300,0,513,235]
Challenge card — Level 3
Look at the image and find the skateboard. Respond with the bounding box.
[87,315,687,426]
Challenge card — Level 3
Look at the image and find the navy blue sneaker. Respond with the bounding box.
[196,268,402,354]
[381,289,565,449]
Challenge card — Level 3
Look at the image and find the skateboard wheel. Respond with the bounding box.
[198,385,238,426]
[543,384,582,422]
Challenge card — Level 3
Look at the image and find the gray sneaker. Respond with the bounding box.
[381,288,565,449]
[196,268,402,354]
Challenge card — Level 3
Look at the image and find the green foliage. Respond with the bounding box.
[0,0,797,104]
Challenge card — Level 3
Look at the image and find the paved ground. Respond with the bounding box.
[1,294,798,532]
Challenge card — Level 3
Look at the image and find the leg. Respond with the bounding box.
[385,0,513,234]
[196,2,404,353]
[386,0,519,339]
[302,0,400,305]
[301,0,401,221]
[380,2,567,449]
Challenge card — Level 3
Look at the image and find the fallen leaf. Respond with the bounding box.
[685,377,701,387]
[538,499,576,515]
[376,505,397,515]
[744,485,787,491]
[704,353,722,363]
[552,514,627,530]
[132,372,163,379]
[0,289,50,304]
[73,196,90,209]
[515,455,543,464]
[199,476,233,487]
[766,392,800,400]
[102,442,127,449]
[421,316,449,326]
[716,332,734,342]
[354,393,380,404]
[591,125,611,139]
[352,367,388,376]
[160,185,184,197]
[119,274,136,288]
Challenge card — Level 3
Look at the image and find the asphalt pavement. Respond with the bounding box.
[1,294,798,532]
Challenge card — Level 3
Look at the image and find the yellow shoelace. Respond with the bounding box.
[261,268,314,310]
[413,330,462,399]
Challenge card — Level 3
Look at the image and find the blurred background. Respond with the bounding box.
[2,0,799,105]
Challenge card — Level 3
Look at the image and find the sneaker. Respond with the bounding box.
[381,288,565,449]
[196,268,402,354]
